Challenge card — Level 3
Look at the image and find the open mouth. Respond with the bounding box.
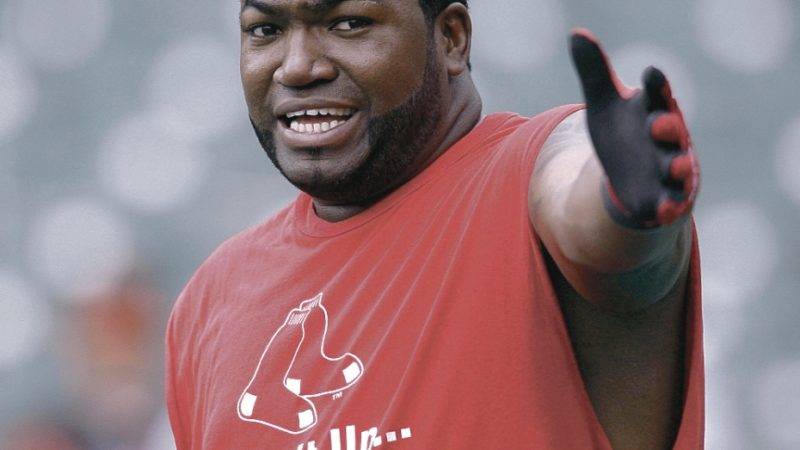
[281,108,357,134]
[275,102,365,149]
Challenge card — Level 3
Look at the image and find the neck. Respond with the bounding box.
[313,76,483,223]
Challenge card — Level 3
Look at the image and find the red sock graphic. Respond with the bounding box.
[285,293,364,398]
[237,309,317,434]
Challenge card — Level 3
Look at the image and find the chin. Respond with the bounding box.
[276,148,371,198]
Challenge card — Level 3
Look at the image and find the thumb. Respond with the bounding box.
[570,28,621,107]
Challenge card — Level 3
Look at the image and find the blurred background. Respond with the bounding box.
[0,0,798,448]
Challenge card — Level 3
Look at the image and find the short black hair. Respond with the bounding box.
[418,0,468,23]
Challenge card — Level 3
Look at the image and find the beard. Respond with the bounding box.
[251,44,443,206]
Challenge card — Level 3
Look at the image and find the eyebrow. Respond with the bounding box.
[241,0,378,16]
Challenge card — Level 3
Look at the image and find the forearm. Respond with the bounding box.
[558,152,689,272]
[548,152,692,305]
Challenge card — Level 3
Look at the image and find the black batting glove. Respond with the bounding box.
[569,28,700,229]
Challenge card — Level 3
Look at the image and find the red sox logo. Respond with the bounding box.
[236,293,365,434]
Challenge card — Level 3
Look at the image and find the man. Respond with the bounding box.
[166,0,703,448]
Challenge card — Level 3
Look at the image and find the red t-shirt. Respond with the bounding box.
[165,104,704,449]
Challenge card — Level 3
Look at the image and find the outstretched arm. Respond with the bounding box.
[527,30,702,447]
[529,29,699,311]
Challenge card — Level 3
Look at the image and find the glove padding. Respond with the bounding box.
[570,28,699,229]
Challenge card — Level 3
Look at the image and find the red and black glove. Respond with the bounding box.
[569,28,700,229]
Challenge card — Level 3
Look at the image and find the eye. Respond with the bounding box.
[248,24,281,39]
[330,18,372,32]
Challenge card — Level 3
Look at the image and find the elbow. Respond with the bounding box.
[564,227,693,313]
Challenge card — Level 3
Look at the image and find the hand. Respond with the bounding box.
[569,28,699,228]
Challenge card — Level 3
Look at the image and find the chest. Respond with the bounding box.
[186,198,599,448]
[190,263,567,447]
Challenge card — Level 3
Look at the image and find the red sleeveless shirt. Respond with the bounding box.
[165,104,704,449]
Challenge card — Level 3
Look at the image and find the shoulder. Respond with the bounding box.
[543,108,588,145]
[538,106,590,155]
[468,105,585,195]
[488,104,587,169]
[465,105,584,164]
[208,202,293,271]
[519,104,586,138]
[170,198,297,315]
[529,109,594,200]
[481,104,585,139]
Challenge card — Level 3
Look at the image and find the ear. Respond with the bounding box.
[436,3,472,77]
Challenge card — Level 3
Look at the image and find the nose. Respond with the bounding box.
[274,29,337,88]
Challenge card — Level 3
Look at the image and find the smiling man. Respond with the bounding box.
[165,1,703,449]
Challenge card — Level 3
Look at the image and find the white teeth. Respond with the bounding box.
[285,108,355,119]
[289,119,347,134]
[285,107,355,134]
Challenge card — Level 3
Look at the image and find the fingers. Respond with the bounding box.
[669,153,696,184]
[570,28,622,106]
[650,109,694,154]
[657,152,699,224]
[650,113,684,146]
[652,111,695,195]
[643,66,671,111]
[645,67,692,151]
[651,106,698,214]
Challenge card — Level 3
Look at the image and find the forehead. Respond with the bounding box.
[241,0,393,14]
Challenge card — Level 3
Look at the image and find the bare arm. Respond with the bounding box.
[529,109,693,450]
[529,110,692,310]
[526,30,701,449]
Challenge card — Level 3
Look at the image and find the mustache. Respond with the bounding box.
[269,82,363,106]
